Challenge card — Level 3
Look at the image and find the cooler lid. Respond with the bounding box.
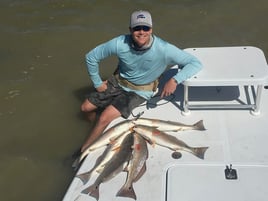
[165,164,268,201]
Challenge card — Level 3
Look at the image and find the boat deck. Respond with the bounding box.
[63,47,268,201]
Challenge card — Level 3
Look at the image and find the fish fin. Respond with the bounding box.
[138,135,154,146]
[123,160,131,172]
[133,162,147,182]
[95,164,105,173]
[109,139,117,145]
[109,136,119,142]
[146,138,154,145]
[123,165,128,172]
[81,184,100,200]
[116,184,137,200]
[76,172,92,185]
[193,120,206,131]
[171,129,182,132]
[193,147,209,159]
[150,140,157,148]
[111,145,121,152]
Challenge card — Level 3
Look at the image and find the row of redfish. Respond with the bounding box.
[74,118,208,200]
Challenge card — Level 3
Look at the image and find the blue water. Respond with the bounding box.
[0,0,267,200]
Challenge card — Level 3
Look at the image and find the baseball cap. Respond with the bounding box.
[130,10,152,28]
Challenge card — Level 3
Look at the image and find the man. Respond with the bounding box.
[80,10,202,152]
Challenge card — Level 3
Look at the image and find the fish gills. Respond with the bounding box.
[81,133,134,201]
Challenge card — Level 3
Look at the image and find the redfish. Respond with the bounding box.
[133,125,208,159]
[133,118,206,132]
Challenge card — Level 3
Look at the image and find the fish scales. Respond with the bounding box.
[133,125,208,159]
[116,133,148,200]
[73,120,134,168]
[81,133,134,201]
[76,131,131,184]
[133,118,206,131]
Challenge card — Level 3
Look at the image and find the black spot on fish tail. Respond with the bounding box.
[89,185,100,201]
[116,184,137,200]
[81,184,100,200]
[193,120,206,131]
[193,147,209,159]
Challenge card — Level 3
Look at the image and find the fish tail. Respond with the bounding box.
[71,152,88,170]
[116,184,137,200]
[81,184,100,201]
[72,158,79,170]
[192,147,209,159]
[76,171,92,185]
[193,120,206,131]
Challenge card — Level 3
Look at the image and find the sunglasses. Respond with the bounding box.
[132,26,151,32]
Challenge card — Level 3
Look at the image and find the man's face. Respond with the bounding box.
[130,26,152,47]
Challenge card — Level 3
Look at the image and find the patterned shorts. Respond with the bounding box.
[86,76,146,118]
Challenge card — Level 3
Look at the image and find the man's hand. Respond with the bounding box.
[161,78,178,98]
[96,80,108,92]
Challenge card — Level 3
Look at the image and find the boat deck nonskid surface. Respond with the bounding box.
[63,84,268,201]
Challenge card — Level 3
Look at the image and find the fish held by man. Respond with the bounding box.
[72,120,134,169]
[133,125,208,159]
[133,118,206,132]
[116,133,149,200]
[81,133,134,201]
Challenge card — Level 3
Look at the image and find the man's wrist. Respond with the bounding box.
[172,78,178,84]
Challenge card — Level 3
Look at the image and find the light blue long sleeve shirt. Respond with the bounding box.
[85,34,202,99]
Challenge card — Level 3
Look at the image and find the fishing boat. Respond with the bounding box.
[62,46,268,201]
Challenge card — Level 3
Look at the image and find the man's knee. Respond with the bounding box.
[81,99,95,112]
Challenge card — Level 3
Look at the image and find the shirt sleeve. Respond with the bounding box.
[85,37,119,88]
[165,44,203,84]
